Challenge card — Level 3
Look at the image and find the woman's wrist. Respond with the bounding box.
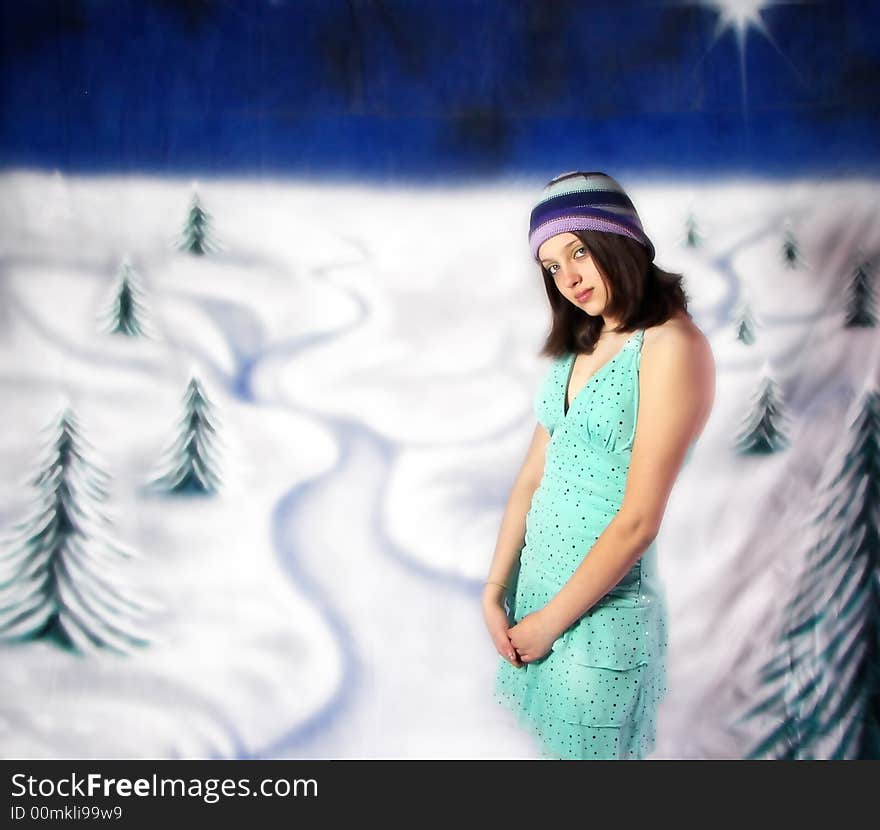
[482,580,509,602]
[484,579,509,591]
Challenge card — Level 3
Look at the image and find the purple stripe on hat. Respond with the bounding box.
[532,204,641,232]
[530,216,649,260]
[529,189,635,227]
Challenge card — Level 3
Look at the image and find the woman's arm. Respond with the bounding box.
[482,422,550,606]
[540,324,716,635]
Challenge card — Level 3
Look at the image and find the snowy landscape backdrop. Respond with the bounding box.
[1,0,878,759]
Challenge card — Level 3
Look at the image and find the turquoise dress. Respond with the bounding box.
[494,328,670,760]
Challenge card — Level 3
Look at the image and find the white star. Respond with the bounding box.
[699,0,779,54]
[680,0,815,121]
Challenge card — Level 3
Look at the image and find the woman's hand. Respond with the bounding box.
[506,609,559,664]
[482,585,523,668]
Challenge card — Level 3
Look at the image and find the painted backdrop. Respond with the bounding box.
[1,0,878,759]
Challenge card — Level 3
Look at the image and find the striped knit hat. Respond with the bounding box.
[528,171,655,263]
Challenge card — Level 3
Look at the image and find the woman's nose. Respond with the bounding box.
[562,265,581,284]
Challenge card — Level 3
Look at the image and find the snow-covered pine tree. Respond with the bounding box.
[739,386,880,758]
[782,226,801,269]
[0,408,154,656]
[147,376,223,494]
[97,257,155,337]
[734,299,758,345]
[844,255,877,329]
[685,211,703,248]
[734,362,791,454]
[176,190,219,256]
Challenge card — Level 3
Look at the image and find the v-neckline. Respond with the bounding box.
[563,329,642,418]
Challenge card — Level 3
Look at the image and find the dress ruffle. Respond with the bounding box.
[493,656,667,760]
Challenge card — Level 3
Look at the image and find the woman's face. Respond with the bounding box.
[538,232,610,315]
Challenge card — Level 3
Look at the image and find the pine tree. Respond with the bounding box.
[734,300,758,345]
[685,211,703,248]
[0,408,155,656]
[734,363,791,454]
[176,190,219,256]
[147,376,223,494]
[739,386,880,758]
[844,255,877,329]
[782,226,801,269]
[97,257,155,337]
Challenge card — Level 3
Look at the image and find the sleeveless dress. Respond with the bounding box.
[493,328,670,760]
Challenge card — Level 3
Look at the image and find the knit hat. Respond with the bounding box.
[528,171,655,263]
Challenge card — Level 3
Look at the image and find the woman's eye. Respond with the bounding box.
[574,247,585,258]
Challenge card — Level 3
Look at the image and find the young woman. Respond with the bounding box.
[483,171,715,760]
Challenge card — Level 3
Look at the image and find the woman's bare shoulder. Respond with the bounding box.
[645,311,711,356]
[641,313,715,437]
[644,312,714,389]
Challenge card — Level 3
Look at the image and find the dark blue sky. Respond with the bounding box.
[1,0,878,180]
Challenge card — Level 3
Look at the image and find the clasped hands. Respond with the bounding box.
[506,607,562,665]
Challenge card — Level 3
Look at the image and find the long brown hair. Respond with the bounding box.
[537,229,691,358]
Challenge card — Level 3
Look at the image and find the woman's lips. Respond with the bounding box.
[575,288,593,302]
